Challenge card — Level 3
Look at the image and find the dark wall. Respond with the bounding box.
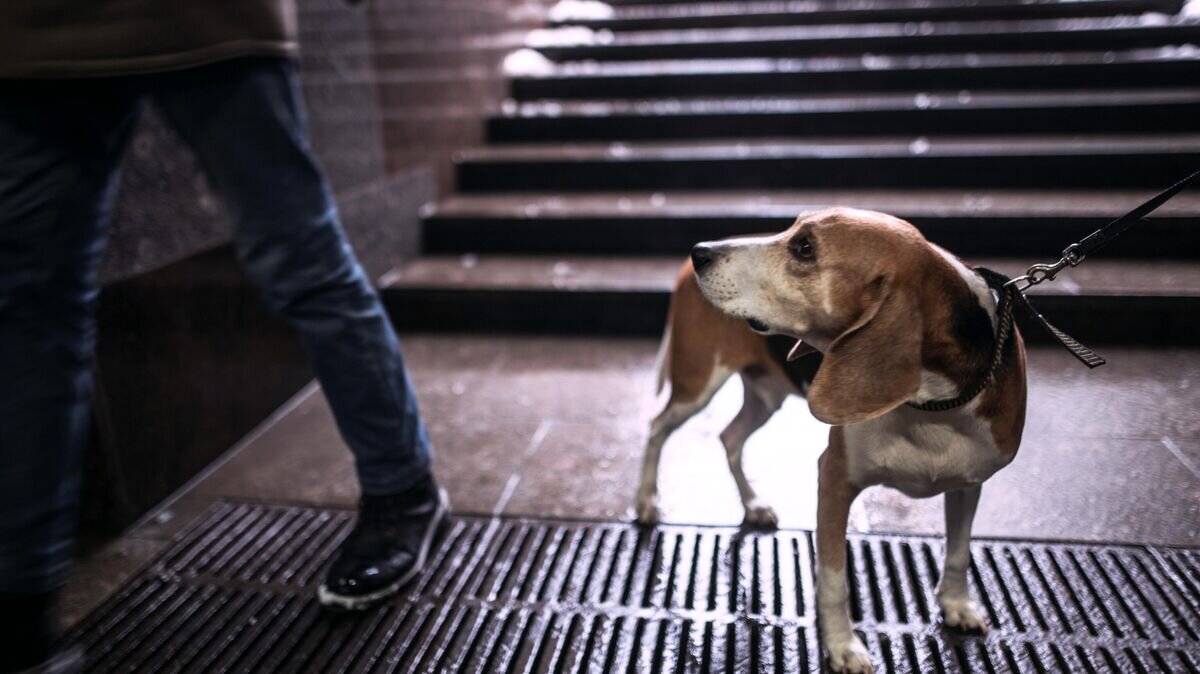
[84,248,312,533]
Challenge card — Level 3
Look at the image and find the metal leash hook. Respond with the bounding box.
[1004,243,1085,292]
[994,169,1197,369]
[1005,169,1198,294]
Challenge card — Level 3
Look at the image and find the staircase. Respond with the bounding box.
[385,0,1200,343]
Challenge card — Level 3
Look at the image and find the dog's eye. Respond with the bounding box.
[790,236,815,261]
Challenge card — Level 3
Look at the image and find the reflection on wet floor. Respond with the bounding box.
[60,335,1200,626]
[140,335,1200,538]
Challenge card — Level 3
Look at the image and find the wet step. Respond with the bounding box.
[382,255,676,335]
[422,190,1200,257]
[300,5,536,37]
[488,89,1200,142]
[557,0,1184,30]
[303,47,519,74]
[304,39,523,72]
[305,71,510,107]
[533,17,1200,62]
[380,255,1200,341]
[509,47,1200,99]
[455,135,1200,191]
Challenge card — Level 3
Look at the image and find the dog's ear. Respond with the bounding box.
[807,279,921,425]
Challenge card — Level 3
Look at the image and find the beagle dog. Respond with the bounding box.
[635,207,1026,674]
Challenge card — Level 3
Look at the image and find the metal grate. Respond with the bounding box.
[67,501,1200,673]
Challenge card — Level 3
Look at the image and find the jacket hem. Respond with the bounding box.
[0,40,300,79]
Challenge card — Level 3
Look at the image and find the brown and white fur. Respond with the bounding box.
[636,208,1026,674]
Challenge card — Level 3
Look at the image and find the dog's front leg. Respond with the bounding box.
[816,430,873,674]
[938,485,988,632]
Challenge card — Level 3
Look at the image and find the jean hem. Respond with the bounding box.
[356,459,435,498]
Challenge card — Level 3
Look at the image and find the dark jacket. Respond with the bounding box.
[0,1,298,78]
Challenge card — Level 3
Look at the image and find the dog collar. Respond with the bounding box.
[907,170,1200,412]
[906,268,1016,413]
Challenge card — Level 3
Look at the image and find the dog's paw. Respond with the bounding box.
[828,636,874,674]
[634,493,661,525]
[940,596,989,633]
[742,498,779,529]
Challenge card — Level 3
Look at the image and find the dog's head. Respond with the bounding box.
[692,207,929,425]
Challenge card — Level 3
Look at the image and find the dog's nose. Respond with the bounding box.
[691,244,718,272]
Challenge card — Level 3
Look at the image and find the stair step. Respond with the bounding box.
[509,47,1200,99]
[381,256,675,334]
[533,17,1200,62]
[489,89,1200,142]
[557,0,1184,30]
[422,190,1200,257]
[380,255,1200,340]
[305,71,510,107]
[455,135,1200,191]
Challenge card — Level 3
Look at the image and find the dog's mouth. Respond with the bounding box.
[746,318,771,334]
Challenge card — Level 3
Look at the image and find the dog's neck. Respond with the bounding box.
[909,246,999,405]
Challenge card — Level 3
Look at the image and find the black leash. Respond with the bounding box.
[1006,168,1199,369]
[910,169,1199,412]
[1005,169,1200,294]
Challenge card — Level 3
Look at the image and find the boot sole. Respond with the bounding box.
[317,489,450,612]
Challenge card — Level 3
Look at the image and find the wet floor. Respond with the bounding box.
[61,334,1200,626]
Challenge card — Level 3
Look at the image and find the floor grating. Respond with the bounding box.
[67,501,1200,672]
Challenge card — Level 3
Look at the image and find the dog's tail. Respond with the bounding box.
[654,260,691,396]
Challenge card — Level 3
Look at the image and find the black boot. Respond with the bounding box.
[0,591,82,674]
[318,476,449,611]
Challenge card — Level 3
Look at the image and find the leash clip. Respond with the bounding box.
[1004,243,1086,292]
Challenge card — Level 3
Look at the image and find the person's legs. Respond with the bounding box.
[0,79,139,671]
[148,58,432,496]
[149,58,443,610]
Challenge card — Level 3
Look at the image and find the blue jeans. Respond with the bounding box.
[0,58,432,594]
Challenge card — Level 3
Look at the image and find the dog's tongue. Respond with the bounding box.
[786,339,814,362]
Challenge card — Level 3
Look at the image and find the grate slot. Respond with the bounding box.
[197,505,275,578]
[551,612,589,674]
[621,528,659,608]
[520,526,566,604]
[243,508,327,584]
[155,586,254,673]
[575,527,613,605]
[1135,553,1200,639]
[349,602,421,673]
[288,510,353,587]
[511,609,558,674]
[322,600,397,674]
[546,526,590,604]
[655,533,684,611]
[845,539,867,623]
[528,611,569,674]
[156,502,248,574]
[711,533,734,615]
[194,590,294,673]
[98,584,208,673]
[401,603,460,673]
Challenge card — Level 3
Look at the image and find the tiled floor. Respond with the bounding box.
[61,334,1200,626]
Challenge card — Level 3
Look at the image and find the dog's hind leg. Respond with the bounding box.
[722,371,786,528]
[636,366,731,524]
